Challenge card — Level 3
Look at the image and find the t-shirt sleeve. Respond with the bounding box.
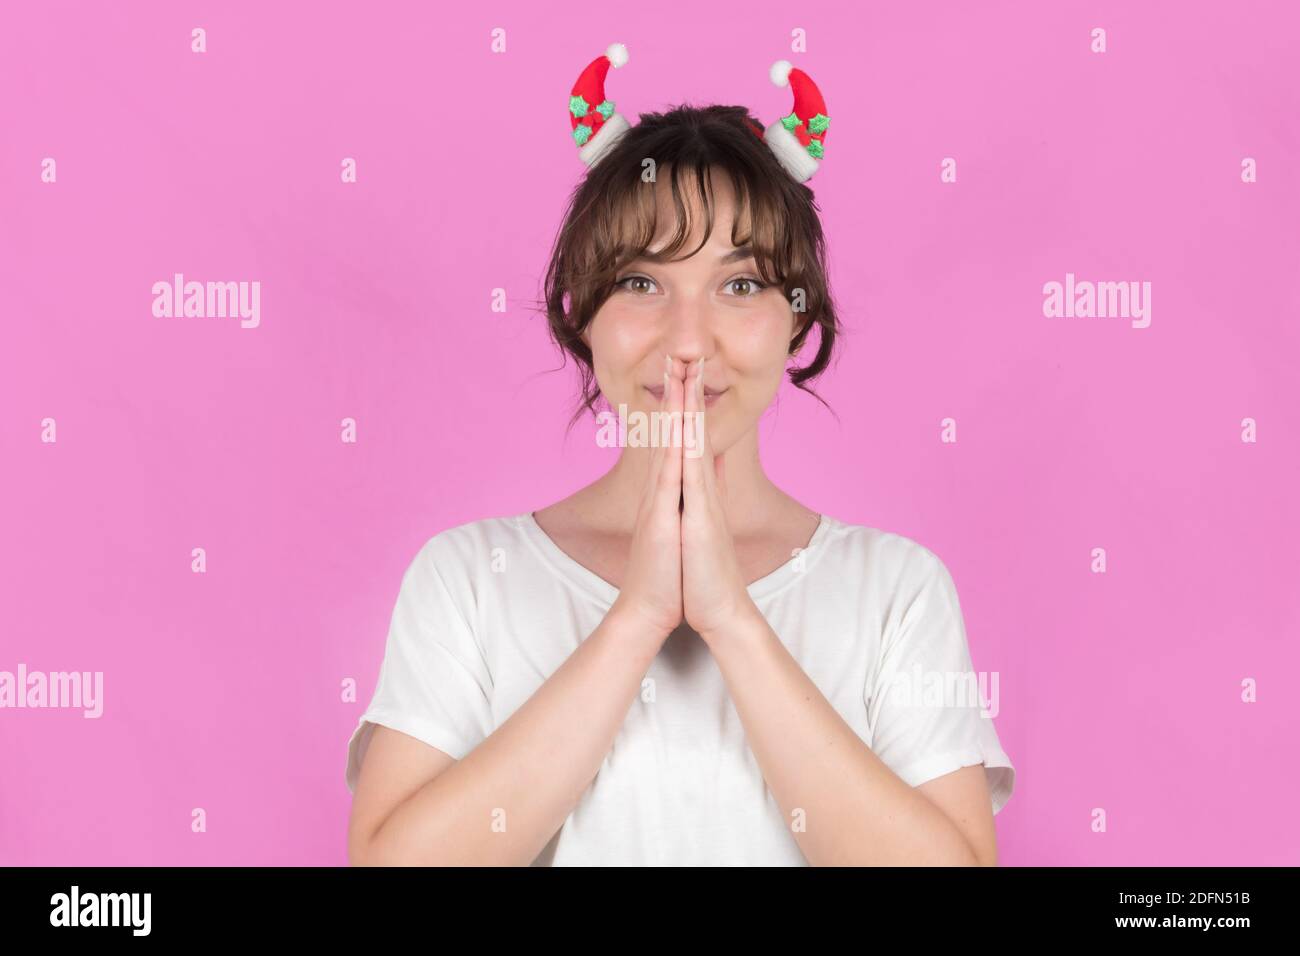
[344,535,494,794]
[866,551,1016,815]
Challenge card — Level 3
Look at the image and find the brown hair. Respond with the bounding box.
[540,103,841,432]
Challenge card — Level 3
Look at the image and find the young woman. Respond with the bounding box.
[345,47,1015,866]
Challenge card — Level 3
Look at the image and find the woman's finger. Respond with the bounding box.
[656,355,684,514]
[681,356,714,499]
[640,354,673,512]
[695,356,720,500]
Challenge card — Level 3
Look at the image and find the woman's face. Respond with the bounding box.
[584,173,797,456]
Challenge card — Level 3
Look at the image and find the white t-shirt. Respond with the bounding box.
[345,511,1016,865]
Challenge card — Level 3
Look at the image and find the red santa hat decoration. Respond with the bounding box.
[567,44,831,184]
[762,59,830,182]
[568,43,632,167]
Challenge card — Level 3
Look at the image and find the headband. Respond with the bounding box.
[567,43,831,183]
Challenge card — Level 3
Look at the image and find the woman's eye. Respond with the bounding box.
[614,275,767,297]
[616,275,657,295]
[726,276,767,297]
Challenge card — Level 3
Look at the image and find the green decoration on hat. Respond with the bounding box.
[780,112,800,131]
[806,138,824,159]
[595,99,616,120]
[572,123,593,146]
[807,112,830,134]
[569,94,590,118]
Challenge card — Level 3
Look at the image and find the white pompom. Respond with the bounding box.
[606,42,629,68]
[769,59,793,87]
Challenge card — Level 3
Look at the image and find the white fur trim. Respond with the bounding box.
[770,59,793,87]
[578,111,631,167]
[763,121,818,182]
[606,42,628,68]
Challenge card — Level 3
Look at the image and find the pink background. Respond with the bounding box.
[2,0,1298,866]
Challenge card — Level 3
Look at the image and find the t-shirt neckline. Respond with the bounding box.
[517,510,833,607]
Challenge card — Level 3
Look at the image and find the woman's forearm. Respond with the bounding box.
[359,603,665,866]
[701,604,980,866]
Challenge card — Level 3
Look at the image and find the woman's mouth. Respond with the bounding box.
[644,384,727,407]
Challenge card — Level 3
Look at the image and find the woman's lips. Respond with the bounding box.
[644,384,727,406]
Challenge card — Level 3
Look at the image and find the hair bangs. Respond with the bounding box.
[594,157,794,292]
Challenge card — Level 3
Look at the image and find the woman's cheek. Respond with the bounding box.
[731,303,795,357]
[607,309,662,357]
[589,312,647,397]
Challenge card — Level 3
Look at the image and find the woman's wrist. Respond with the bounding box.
[605,596,678,651]
[697,594,767,650]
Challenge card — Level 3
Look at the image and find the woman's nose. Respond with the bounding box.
[659,297,713,368]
